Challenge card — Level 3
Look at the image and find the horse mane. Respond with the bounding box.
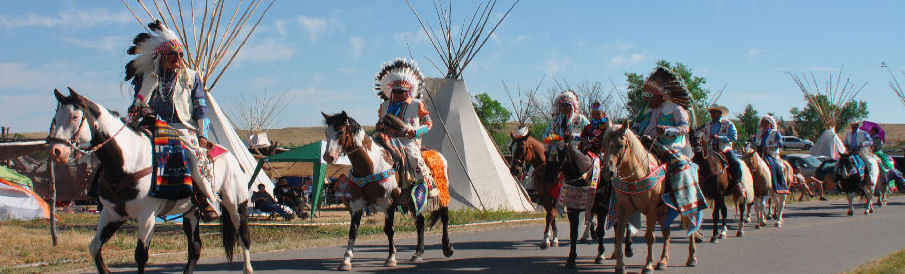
[525,136,545,164]
[613,124,658,180]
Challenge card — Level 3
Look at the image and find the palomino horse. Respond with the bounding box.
[321,111,453,271]
[48,88,252,274]
[741,145,789,228]
[836,151,879,216]
[601,124,699,274]
[508,134,561,249]
[689,129,754,241]
[548,142,607,268]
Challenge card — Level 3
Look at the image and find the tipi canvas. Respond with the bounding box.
[422,78,534,212]
[810,128,846,160]
[205,93,271,190]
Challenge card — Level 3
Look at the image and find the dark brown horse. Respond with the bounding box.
[690,129,754,242]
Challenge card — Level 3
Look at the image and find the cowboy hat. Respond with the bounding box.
[708,104,729,117]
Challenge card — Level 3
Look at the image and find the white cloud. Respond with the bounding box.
[609,53,646,66]
[393,30,429,46]
[237,39,294,62]
[349,36,364,58]
[542,55,572,77]
[747,48,763,58]
[273,19,289,38]
[298,15,327,42]
[604,42,634,52]
[0,9,132,29]
[62,35,127,53]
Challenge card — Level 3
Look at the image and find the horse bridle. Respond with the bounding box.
[47,103,126,156]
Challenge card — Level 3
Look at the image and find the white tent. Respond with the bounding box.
[206,93,272,191]
[0,178,50,221]
[810,128,846,160]
[421,78,534,212]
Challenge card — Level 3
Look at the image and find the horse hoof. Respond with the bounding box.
[595,255,605,264]
[386,258,398,267]
[540,240,550,249]
[625,248,634,258]
[565,261,577,269]
[642,268,654,274]
[737,230,744,238]
[710,237,719,244]
[656,262,666,270]
[338,263,352,271]
[754,225,760,230]
[443,247,455,258]
[847,210,854,216]
[694,236,704,243]
[687,258,698,267]
[775,222,782,228]
[552,238,559,247]
[409,256,423,264]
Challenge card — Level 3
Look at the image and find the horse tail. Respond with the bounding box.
[220,204,238,262]
[427,210,442,230]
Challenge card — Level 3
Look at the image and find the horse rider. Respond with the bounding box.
[631,66,693,161]
[124,20,219,220]
[580,101,609,156]
[543,90,590,181]
[844,121,873,180]
[753,115,788,194]
[374,58,437,198]
[704,104,744,193]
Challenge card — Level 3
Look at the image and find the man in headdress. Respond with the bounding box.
[543,90,590,181]
[632,67,693,159]
[580,101,608,155]
[845,121,873,179]
[374,58,437,198]
[754,115,789,194]
[124,20,219,220]
[704,104,744,191]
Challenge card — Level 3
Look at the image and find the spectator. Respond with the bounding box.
[252,184,294,221]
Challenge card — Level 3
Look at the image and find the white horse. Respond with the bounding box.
[48,88,253,274]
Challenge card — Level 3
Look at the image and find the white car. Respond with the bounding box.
[782,136,813,150]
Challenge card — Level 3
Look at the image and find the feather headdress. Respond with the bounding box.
[374,58,423,100]
[124,20,183,86]
[643,66,691,109]
[553,90,581,115]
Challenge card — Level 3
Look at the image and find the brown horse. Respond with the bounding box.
[690,129,754,241]
[602,124,697,274]
[509,133,561,249]
[322,111,453,271]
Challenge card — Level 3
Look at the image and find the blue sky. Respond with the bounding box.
[1,0,904,133]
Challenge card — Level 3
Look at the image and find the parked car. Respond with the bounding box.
[782,153,823,178]
[782,136,813,150]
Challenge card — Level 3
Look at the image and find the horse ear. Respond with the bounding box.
[321,112,330,119]
[619,122,631,135]
[53,89,65,102]
[67,87,102,117]
[510,132,516,139]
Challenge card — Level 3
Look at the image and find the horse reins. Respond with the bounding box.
[47,103,128,156]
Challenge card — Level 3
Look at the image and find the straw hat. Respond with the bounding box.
[708,104,729,118]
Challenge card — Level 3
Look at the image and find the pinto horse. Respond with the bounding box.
[689,129,754,241]
[321,111,453,271]
[601,124,699,274]
[48,88,252,274]
[741,146,775,228]
[837,151,878,216]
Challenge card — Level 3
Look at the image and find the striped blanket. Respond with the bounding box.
[150,119,194,200]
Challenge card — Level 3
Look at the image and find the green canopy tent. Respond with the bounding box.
[248,140,344,218]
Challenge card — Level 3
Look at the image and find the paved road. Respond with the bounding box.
[109,199,905,273]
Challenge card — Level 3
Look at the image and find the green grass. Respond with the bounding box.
[849,248,905,274]
[0,209,542,273]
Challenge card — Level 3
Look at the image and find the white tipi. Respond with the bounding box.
[408,0,532,211]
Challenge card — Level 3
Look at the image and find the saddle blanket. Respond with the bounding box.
[661,160,707,236]
[560,153,600,210]
[150,119,194,200]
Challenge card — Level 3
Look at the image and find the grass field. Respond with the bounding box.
[849,248,905,274]
[0,208,543,273]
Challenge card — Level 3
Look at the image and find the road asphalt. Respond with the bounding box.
[103,198,905,273]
